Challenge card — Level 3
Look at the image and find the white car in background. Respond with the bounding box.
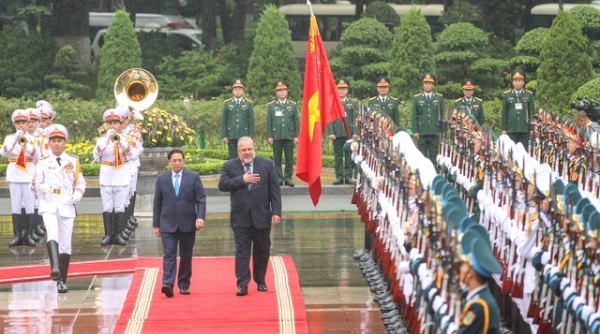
[91,24,203,69]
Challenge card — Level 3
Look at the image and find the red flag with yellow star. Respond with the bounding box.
[296,15,349,206]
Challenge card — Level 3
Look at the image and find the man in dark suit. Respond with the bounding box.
[153,148,206,298]
[218,136,282,296]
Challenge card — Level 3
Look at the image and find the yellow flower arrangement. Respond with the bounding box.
[141,108,196,148]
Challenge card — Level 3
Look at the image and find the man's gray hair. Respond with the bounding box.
[237,136,254,149]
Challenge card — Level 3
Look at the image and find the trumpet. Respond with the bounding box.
[110,133,121,143]
[16,134,28,146]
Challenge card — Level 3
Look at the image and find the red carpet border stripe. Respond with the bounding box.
[124,267,158,334]
[272,256,296,334]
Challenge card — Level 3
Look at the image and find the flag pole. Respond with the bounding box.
[307,0,314,16]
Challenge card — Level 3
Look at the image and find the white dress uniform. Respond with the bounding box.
[1,109,40,247]
[26,108,47,241]
[95,108,137,246]
[36,124,85,293]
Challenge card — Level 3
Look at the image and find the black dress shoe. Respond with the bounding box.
[180,288,190,295]
[236,286,248,296]
[344,178,353,185]
[284,181,294,187]
[257,283,267,292]
[161,284,174,298]
[333,179,344,185]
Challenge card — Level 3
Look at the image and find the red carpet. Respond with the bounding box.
[0,258,137,284]
[114,256,308,334]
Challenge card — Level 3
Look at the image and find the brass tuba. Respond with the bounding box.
[114,68,158,120]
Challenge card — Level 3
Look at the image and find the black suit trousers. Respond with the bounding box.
[233,225,271,287]
[161,228,196,289]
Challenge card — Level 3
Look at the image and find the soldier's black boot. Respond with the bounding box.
[129,192,138,228]
[28,213,40,243]
[34,209,46,237]
[57,253,70,293]
[46,240,61,281]
[122,206,134,236]
[22,214,37,247]
[113,212,128,246]
[100,212,114,246]
[8,214,23,247]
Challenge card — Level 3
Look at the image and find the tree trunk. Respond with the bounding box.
[50,0,92,71]
[230,0,248,42]
[201,0,217,52]
[217,0,231,44]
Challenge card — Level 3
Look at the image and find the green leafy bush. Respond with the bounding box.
[156,50,230,100]
[138,30,182,75]
[389,8,435,101]
[0,26,56,98]
[363,1,400,29]
[247,5,301,104]
[96,10,142,99]
[43,45,90,98]
[537,11,594,109]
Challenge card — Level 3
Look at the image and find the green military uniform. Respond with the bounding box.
[267,81,299,185]
[220,79,255,159]
[328,78,359,184]
[501,70,534,147]
[220,98,255,159]
[454,79,485,127]
[412,73,444,165]
[366,77,399,126]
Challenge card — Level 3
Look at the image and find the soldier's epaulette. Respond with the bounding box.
[223,98,233,103]
[504,90,511,94]
[414,93,421,97]
[435,93,443,96]
[288,100,297,104]
[347,97,358,102]
[369,96,378,100]
[526,90,533,94]
[6,134,14,136]
[474,97,483,102]
[389,96,398,101]
[244,98,253,103]
[454,98,462,102]
[268,100,278,104]
[39,155,50,160]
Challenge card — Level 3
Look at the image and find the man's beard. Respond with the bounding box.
[241,155,255,165]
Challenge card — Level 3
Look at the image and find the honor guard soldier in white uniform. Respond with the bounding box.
[115,105,142,241]
[26,108,46,242]
[1,110,40,247]
[94,109,136,246]
[36,100,55,157]
[36,124,86,293]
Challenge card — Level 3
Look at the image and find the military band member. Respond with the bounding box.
[26,108,46,241]
[221,79,255,160]
[1,110,40,247]
[267,80,299,187]
[366,77,399,126]
[94,109,136,246]
[328,78,358,185]
[36,124,86,293]
[501,70,534,146]
[454,79,484,127]
[412,72,445,164]
[36,101,55,157]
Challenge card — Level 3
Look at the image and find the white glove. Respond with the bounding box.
[432,295,446,313]
[541,251,550,266]
[456,174,466,186]
[409,248,421,261]
[445,322,458,334]
[41,185,51,202]
[71,191,83,205]
[398,261,411,274]
[106,129,116,144]
[15,129,24,136]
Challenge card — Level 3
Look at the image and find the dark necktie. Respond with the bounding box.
[244,164,252,190]
[56,157,61,166]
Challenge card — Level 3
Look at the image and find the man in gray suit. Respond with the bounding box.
[153,148,206,297]
[218,136,282,296]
